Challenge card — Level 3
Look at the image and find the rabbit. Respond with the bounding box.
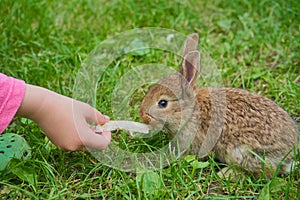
[139,33,299,177]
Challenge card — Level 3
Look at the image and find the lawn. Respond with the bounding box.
[0,0,299,199]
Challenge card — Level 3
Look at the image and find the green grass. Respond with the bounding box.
[1,0,299,199]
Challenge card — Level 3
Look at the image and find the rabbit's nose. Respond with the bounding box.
[139,110,150,124]
[142,115,151,124]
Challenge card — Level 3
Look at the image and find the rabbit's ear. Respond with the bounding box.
[182,33,199,58]
[181,51,200,86]
[180,33,199,76]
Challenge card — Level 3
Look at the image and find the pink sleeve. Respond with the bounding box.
[0,73,26,133]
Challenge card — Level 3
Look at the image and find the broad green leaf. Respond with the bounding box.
[259,183,270,200]
[185,155,196,163]
[8,159,36,185]
[136,171,161,195]
[270,177,285,193]
[191,160,210,170]
[258,177,285,200]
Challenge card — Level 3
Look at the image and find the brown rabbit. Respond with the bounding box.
[139,33,299,177]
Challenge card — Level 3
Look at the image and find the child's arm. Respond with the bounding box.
[16,84,111,151]
[0,73,26,133]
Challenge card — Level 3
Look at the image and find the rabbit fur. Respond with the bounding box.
[139,33,299,177]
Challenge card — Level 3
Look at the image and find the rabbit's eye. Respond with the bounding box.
[158,99,168,108]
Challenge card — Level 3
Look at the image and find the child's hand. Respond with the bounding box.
[17,84,111,151]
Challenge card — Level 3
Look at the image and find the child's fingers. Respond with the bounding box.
[81,128,111,150]
[73,100,111,150]
[83,104,110,125]
[100,131,111,142]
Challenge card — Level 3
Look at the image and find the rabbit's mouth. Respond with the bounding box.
[144,112,166,131]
